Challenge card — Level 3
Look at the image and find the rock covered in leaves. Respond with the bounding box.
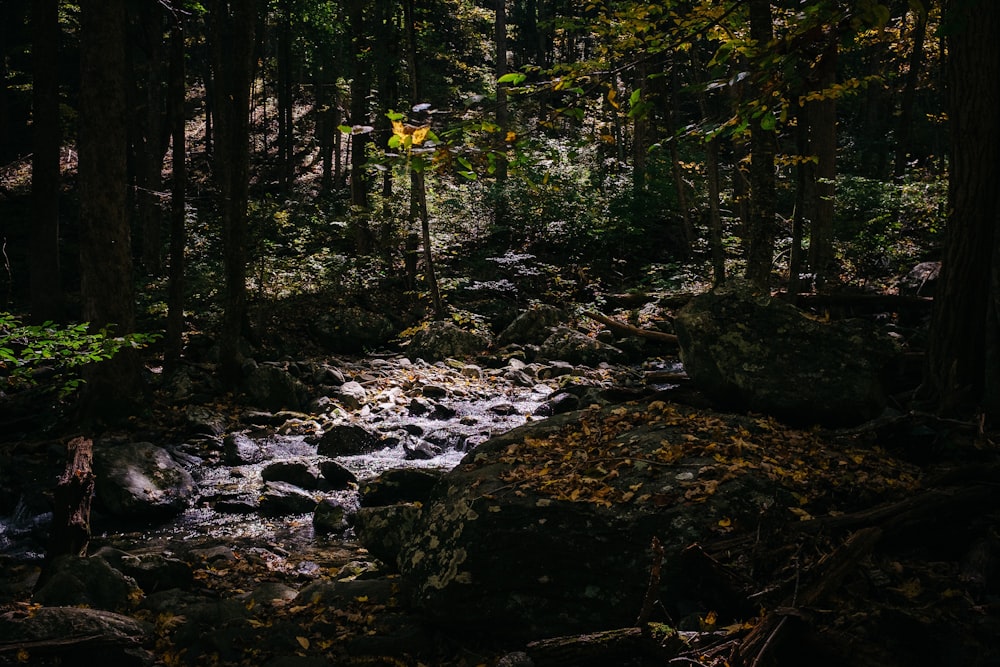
[373,399,919,638]
[404,321,492,362]
[310,307,397,354]
[497,304,564,346]
[94,441,196,520]
[674,282,898,426]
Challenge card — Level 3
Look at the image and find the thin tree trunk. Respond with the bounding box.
[415,170,443,316]
[165,7,187,372]
[893,8,927,179]
[744,0,776,288]
[807,37,838,290]
[30,0,62,323]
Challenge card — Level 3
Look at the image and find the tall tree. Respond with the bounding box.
[806,35,838,289]
[30,0,62,323]
[77,0,145,420]
[164,2,187,372]
[744,0,777,288]
[927,0,1000,418]
[208,0,257,383]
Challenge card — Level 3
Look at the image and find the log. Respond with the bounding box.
[582,310,679,344]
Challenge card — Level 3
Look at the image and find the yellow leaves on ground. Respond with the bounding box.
[496,399,921,516]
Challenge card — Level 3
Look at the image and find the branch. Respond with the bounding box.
[583,311,679,345]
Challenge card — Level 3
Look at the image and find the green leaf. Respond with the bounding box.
[337,124,353,134]
[759,111,777,131]
[498,72,527,85]
[458,170,478,180]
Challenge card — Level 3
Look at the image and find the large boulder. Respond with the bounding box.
[538,326,627,366]
[377,399,916,639]
[497,305,564,346]
[33,555,142,612]
[94,442,196,520]
[0,606,153,666]
[242,362,308,412]
[405,321,492,362]
[673,283,897,426]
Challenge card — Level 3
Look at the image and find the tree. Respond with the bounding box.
[165,1,187,371]
[30,0,62,323]
[208,0,257,383]
[926,0,1000,418]
[77,0,146,420]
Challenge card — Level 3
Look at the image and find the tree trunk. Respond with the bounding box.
[807,36,838,290]
[893,8,927,179]
[209,0,256,384]
[927,0,1000,417]
[277,0,294,191]
[495,0,510,208]
[37,437,95,590]
[165,7,187,372]
[78,0,145,421]
[30,0,62,323]
[348,0,372,252]
[415,170,443,316]
[744,0,776,288]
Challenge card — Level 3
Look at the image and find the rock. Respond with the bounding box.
[259,481,318,516]
[262,458,322,489]
[674,282,897,426]
[243,363,309,412]
[336,380,368,410]
[311,307,396,354]
[94,441,196,520]
[316,423,385,456]
[0,606,153,666]
[406,321,492,362]
[534,391,579,416]
[354,504,424,569]
[420,383,449,398]
[497,305,564,346]
[360,468,445,507]
[313,497,352,534]
[93,546,194,594]
[223,431,270,464]
[539,327,627,366]
[390,402,784,638]
[318,459,359,489]
[898,260,940,297]
[33,555,142,612]
[312,364,346,386]
[185,405,226,436]
[403,439,442,460]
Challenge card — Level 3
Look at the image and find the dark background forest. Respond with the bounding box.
[1,0,1000,665]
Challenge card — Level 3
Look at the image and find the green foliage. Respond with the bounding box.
[833,173,946,280]
[0,314,159,397]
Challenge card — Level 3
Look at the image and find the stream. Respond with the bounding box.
[0,354,682,589]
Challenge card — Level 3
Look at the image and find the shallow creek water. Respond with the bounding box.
[0,356,681,582]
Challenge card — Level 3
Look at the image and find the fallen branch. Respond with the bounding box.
[37,436,94,590]
[526,623,683,667]
[583,311,679,344]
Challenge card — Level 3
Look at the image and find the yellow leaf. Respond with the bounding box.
[505,131,517,142]
[718,517,732,528]
[355,595,369,602]
[296,636,310,649]
[411,125,430,145]
[392,120,406,137]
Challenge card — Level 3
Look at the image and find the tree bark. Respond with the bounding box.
[807,36,838,290]
[893,8,927,179]
[37,437,95,590]
[78,0,145,421]
[30,0,62,323]
[208,0,256,384]
[165,5,187,372]
[744,0,777,288]
[927,0,1000,417]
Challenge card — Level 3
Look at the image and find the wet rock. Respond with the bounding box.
[243,582,299,607]
[461,363,483,379]
[259,481,318,516]
[0,606,153,666]
[336,380,368,410]
[316,423,385,456]
[539,327,627,366]
[262,458,323,490]
[403,439,442,460]
[674,281,898,426]
[33,554,142,612]
[243,362,309,412]
[406,321,492,362]
[313,497,352,534]
[497,305,564,346]
[311,307,396,354]
[224,431,270,464]
[354,504,423,569]
[534,391,579,416]
[424,428,468,451]
[360,468,445,507]
[319,459,359,489]
[420,383,449,398]
[94,441,195,520]
[93,546,195,594]
[489,402,518,416]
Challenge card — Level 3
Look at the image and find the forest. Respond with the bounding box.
[0,0,999,665]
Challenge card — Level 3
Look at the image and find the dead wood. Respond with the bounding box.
[36,436,95,590]
[734,527,883,667]
[525,623,683,667]
[583,310,679,344]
